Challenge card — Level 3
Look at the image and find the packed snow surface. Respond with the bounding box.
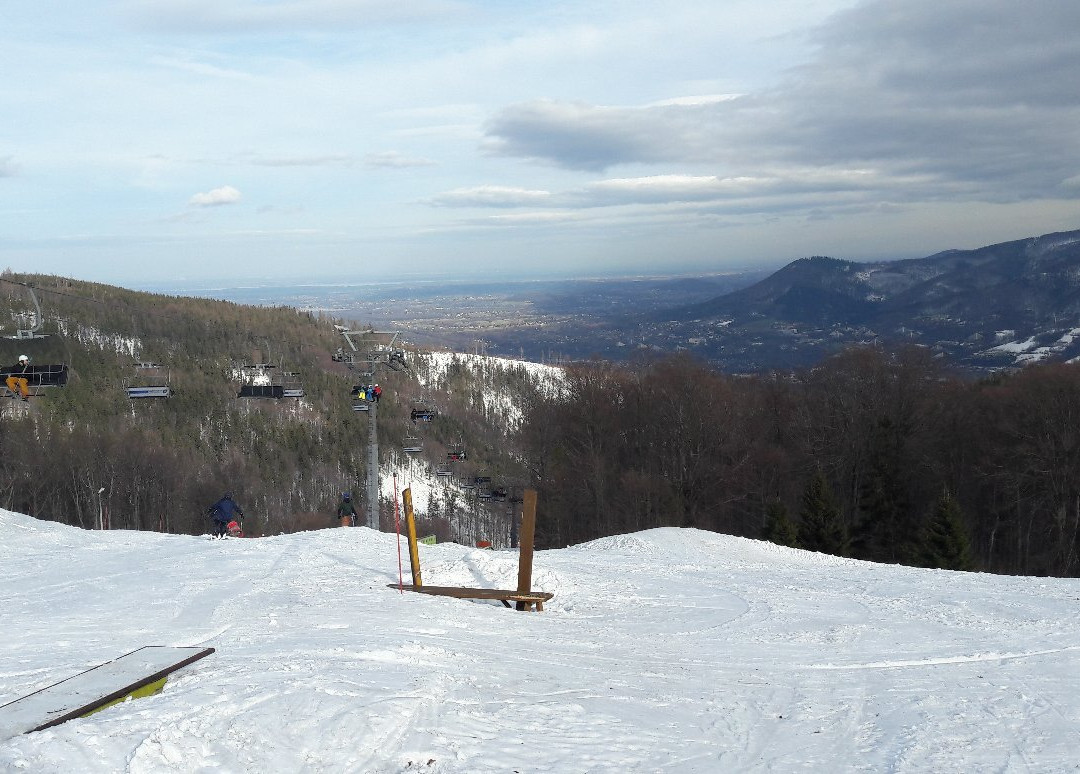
[2,510,1080,772]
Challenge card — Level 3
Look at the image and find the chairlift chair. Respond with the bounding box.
[125,361,171,399]
[1,362,68,399]
[387,350,408,371]
[281,371,304,398]
[236,363,284,399]
[1,284,68,397]
[403,434,423,453]
[473,475,493,499]
[351,383,372,411]
[411,407,436,423]
[446,438,467,461]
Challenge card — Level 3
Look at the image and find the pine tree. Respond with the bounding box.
[851,416,919,564]
[763,500,799,548]
[797,472,847,556]
[918,491,975,571]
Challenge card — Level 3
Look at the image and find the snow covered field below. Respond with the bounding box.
[2,509,1079,773]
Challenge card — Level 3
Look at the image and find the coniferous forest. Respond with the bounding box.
[4,272,1080,578]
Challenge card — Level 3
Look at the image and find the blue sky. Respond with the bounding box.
[2,0,1079,287]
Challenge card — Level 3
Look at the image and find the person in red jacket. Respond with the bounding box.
[373,384,382,403]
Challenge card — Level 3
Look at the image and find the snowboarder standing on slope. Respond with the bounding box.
[207,492,244,538]
[336,492,357,527]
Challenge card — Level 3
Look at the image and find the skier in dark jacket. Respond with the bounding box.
[208,493,244,538]
[336,492,358,527]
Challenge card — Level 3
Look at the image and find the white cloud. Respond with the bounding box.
[121,0,469,33]
[148,55,254,81]
[246,154,355,168]
[363,151,436,169]
[430,186,554,208]
[189,185,242,207]
[644,94,741,108]
[585,175,759,202]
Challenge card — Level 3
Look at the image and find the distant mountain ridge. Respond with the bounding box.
[654,229,1080,372]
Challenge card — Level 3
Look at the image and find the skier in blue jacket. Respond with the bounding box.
[207,493,244,538]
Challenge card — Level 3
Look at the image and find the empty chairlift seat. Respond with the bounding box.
[281,371,304,398]
[125,362,171,399]
[238,384,285,398]
[235,363,294,399]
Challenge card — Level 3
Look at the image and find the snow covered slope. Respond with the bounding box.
[2,510,1079,772]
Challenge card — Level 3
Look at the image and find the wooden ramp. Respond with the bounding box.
[391,584,554,611]
[0,645,214,739]
[392,488,554,611]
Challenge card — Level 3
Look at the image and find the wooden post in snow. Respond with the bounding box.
[403,488,422,587]
[515,488,538,610]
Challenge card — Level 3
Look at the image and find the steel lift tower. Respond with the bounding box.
[338,328,408,530]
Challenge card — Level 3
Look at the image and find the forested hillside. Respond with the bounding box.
[523,349,1080,577]
[0,272,546,538]
[6,271,1080,579]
